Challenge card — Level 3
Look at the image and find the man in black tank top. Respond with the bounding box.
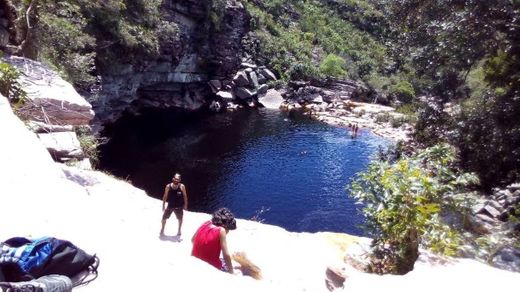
[160,173,188,237]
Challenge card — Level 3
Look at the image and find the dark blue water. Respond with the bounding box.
[100,109,390,235]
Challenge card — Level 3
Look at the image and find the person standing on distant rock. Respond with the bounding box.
[160,173,188,237]
[191,208,237,274]
[350,123,360,138]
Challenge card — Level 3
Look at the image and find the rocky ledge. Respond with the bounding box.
[280,80,413,141]
[2,55,95,168]
[459,185,520,272]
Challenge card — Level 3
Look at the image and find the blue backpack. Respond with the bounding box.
[0,237,99,287]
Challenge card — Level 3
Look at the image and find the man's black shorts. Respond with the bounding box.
[163,207,183,220]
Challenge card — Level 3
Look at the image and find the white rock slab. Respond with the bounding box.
[38,131,84,159]
[258,89,284,109]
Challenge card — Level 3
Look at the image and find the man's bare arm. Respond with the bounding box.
[181,184,188,210]
[162,185,169,211]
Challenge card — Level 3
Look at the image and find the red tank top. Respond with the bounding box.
[191,221,222,269]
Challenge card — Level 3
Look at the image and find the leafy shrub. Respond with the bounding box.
[414,97,452,145]
[366,74,391,93]
[350,144,477,274]
[209,0,227,30]
[75,126,101,168]
[288,62,322,81]
[375,112,391,123]
[355,109,366,117]
[0,61,26,104]
[390,80,415,103]
[319,54,347,78]
[267,79,286,89]
[466,62,489,98]
[390,116,407,128]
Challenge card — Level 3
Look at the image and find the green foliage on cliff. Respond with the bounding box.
[210,0,228,29]
[33,0,178,89]
[244,0,392,82]
[390,80,415,103]
[319,54,347,78]
[0,61,26,104]
[36,1,96,89]
[350,144,478,274]
[75,126,101,168]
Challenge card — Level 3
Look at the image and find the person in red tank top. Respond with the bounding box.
[191,208,237,273]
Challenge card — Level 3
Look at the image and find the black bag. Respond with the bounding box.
[0,237,99,287]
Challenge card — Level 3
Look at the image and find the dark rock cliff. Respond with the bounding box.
[94,0,251,128]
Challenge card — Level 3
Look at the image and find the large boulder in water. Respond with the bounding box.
[258,89,283,109]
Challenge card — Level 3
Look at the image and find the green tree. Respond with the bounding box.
[385,0,520,187]
[350,144,476,274]
[390,80,415,103]
[319,54,347,78]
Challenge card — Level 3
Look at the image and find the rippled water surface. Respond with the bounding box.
[100,109,390,235]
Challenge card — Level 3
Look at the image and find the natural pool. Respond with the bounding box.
[99,108,391,235]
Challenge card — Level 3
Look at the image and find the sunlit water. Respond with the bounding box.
[99,109,391,235]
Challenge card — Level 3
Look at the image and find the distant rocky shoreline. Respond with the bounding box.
[277,80,413,141]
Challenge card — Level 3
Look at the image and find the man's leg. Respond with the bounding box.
[174,208,184,236]
[161,208,172,235]
[160,219,167,235]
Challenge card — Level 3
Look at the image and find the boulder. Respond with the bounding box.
[313,96,324,104]
[487,200,504,212]
[258,89,284,109]
[2,56,94,126]
[498,210,510,222]
[208,80,222,93]
[257,84,268,96]
[491,247,520,273]
[483,205,502,218]
[508,183,520,192]
[233,71,250,87]
[325,266,347,291]
[469,215,493,234]
[475,213,497,224]
[472,203,486,215]
[235,87,255,100]
[216,91,234,100]
[37,132,84,160]
[260,68,277,81]
[249,71,259,89]
[257,74,267,85]
[241,62,257,69]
